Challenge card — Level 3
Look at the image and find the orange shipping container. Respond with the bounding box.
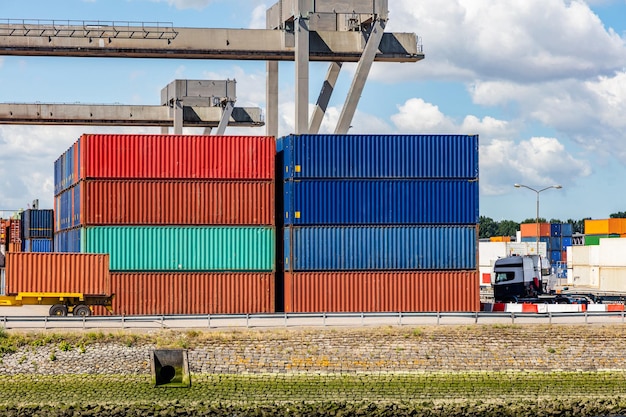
[520,223,551,238]
[284,271,479,313]
[110,272,275,315]
[8,242,21,253]
[585,218,626,235]
[74,179,275,226]
[5,253,110,295]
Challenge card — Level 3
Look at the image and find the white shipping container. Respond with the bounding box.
[599,267,626,293]
[599,238,626,267]
[0,268,4,296]
[569,265,599,288]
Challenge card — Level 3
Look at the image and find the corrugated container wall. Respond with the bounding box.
[520,223,551,237]
[5,253,110,295]
[110,272,275,315]
[23,239,53,253]
[277,134,479,179]
[55,180,274,229]
[54,228,81,253]
[21,209,54,239]
[284,226,477,271]
[81,226,275,272]
[54,134,275,195]
[283,179,478,225]
[585,218,626,235]
[284,271,479,312]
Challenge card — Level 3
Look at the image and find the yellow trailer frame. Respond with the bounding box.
[0,292,113,316]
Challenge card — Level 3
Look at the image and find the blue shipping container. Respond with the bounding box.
[284,225,477,271]
[23,239,53,253]
[21,209,54,239]
[562,237,572,250]
[277,134,479,179]
[550,250,562,264]
[549,237,562,251]
[283,179,478,225]
[550,223,561,237]
[521,237,550,244]
[54,141,77,196]
[54,228,82,253]
[561,223,573,237]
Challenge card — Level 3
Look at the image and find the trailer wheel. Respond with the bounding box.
[49,304,68,316]
[73,305,91,317]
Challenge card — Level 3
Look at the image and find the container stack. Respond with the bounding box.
[53,134,276,315]
[20,209,54,253]
[521,222,574,271]
[583,219,626,245]
[277,134,480,313]
[2,218,22,253]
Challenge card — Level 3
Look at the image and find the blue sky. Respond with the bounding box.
[1,0,626,223]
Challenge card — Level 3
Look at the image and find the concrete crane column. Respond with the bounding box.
[335,19,386,134]
[266,61,279,138]
[294,15,309,134]
[309,62,342,134]
[173,100,184,134]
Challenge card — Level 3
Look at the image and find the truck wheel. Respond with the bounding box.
[49,304,68,316]
[73,305,92,317]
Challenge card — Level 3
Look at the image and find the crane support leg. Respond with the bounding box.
[335,19,386,134]
[309,62,342,134]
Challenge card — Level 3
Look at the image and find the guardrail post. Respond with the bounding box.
[44,316,48,330]
[548,312,552,325]
[82,316,86,330]
[361,312,364,326]
[584,311,588,324]
[284,312,287,327]
[437,312,440,325]
[121,314,125,329]
[511,312,515,324]
[323,312,326,327]
[161,315,165,329]
[399,312,402,326]
[207,314,211,329]
[246,314,250,328]
[474,312,478,324]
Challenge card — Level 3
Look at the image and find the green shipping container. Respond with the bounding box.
[584,234,621,246]
[80,226,275,271]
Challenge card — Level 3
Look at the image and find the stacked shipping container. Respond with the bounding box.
[583,219,626,245]
[520,222,573,273]
[54,134,276,315]
[277,134,480,313]
[20,209,54,253]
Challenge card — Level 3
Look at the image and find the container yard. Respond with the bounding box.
[1,133,481,315]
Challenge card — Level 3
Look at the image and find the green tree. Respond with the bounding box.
[479,216,498,239]
[496,220,519,237]
[610,212,626,218]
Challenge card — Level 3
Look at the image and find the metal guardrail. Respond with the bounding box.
[1,311,625,330]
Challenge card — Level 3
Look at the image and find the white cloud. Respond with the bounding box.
[162,0,213,10]
[480,137,592,195]
[249,4,267,29]
[383,0,626,82]
[391,98,457,132]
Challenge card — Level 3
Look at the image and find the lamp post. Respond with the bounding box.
[514,184,562,256]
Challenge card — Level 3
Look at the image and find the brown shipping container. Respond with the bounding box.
[109,272,275,315]
[284,271,479,313]
[5,253,110,295]
[80,180,275,226]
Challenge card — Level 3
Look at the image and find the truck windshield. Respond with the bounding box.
[495,271,515,283]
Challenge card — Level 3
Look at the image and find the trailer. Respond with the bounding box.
[0,252,113,316]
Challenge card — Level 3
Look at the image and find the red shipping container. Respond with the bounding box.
[5,253,110,295]
[77,179,275,226]
[520,223,551,238]
[79,134,275,181]
[9,220,21,243]
[284,271,479,313]
[109,272,275,315]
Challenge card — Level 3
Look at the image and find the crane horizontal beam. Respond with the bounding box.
[0,103,264,127]
[0,24,422,62]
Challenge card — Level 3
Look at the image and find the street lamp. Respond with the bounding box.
[514,183,562,256]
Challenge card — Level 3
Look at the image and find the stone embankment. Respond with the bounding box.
[0,324,624,375]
